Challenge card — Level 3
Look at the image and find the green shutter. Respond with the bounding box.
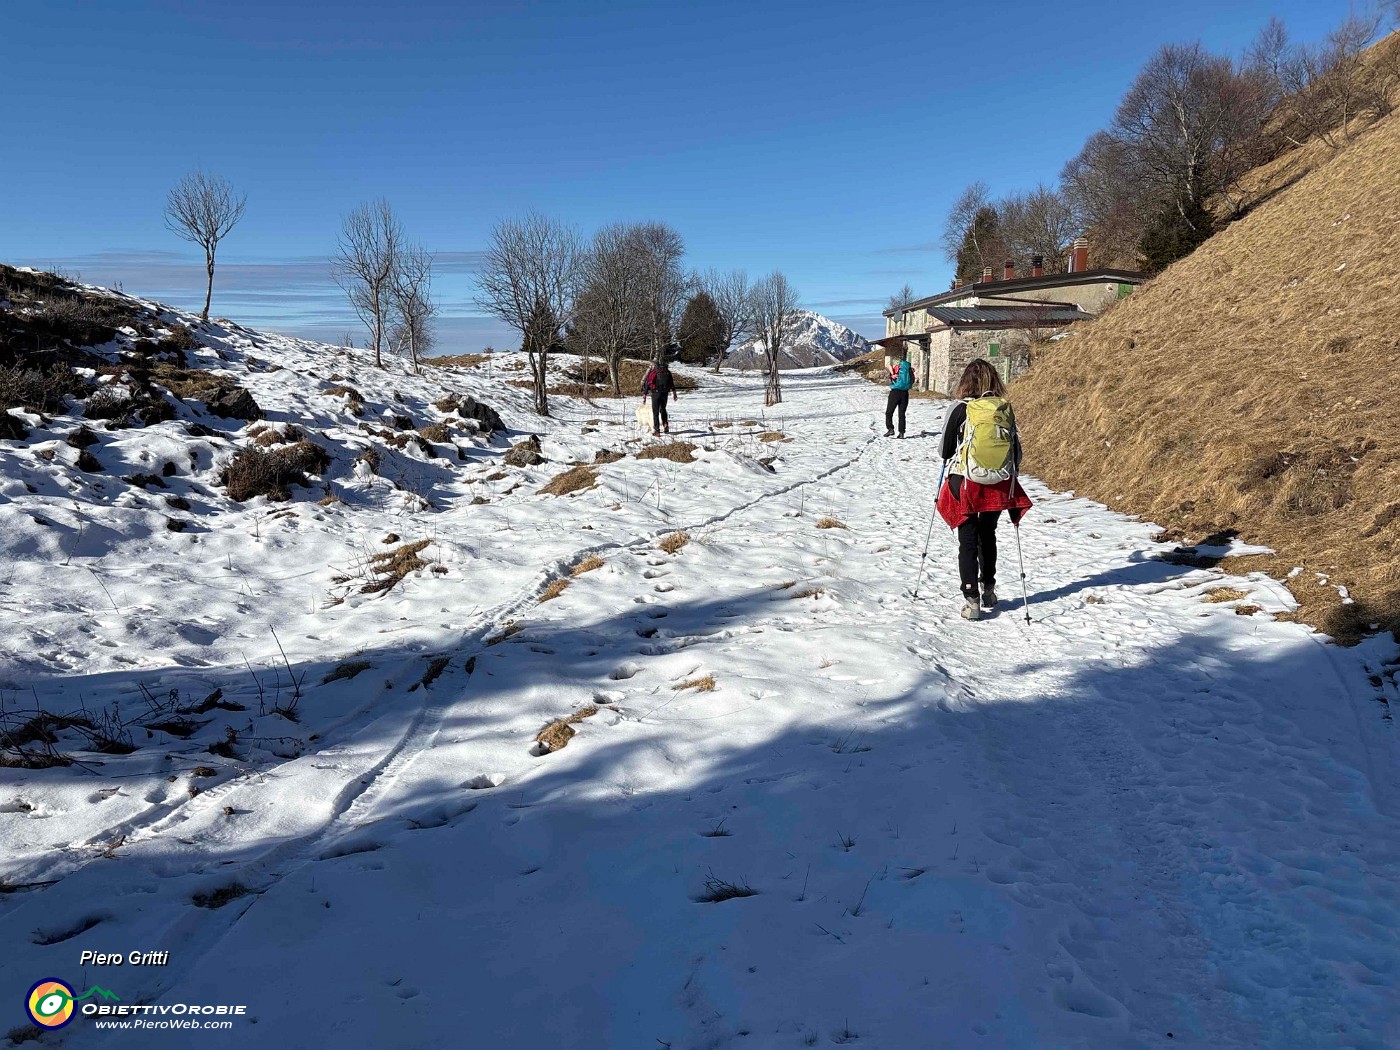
[988,342,1000,357]
[1118,283,1133,299]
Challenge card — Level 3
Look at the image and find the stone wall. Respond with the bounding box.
[931,327,1036,395]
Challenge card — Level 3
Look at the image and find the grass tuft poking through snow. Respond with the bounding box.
[1204,586,1249,603]
[571,555,605,576]
[658,532,689,555]
[540,579,571,602]
[636,441,697,463]
[694,871,758,903]
[191,883,252,910]
[363,540,433,595]
[538,465,598,496]
[676,674,716,692]
[533,704,599,753]
[816,517,846,530]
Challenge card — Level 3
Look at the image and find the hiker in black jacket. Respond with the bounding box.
[938,360,1028,620]
[642,360,678,436]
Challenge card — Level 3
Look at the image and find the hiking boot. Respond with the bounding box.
[960,596,981,621]
[885,427,894,437]
[896,433,905,439]
[981,586,997,607]
[652,429,661,437]
[663,423,670,434]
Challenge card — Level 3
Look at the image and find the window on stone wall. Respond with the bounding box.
[988,342,1000,357]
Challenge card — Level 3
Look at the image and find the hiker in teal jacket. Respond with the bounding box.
[885,359,915,438]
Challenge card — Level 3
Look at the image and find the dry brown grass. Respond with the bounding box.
[486,620,523,646]
[658,531,689,555]
[816,517,846,530]
[676,674,716,692]
[431,353,490,369]
[1012,102,1400,641]
[363,539,433,595]
[788,586,825,600]
[417,421,453,443]
[759,431,789,443]
[540,578,571,602]
[534,704,598,753]
[1204,586,1250,603]
[538,464,598,496]
[322,384,362,401]
[572,555,605,576]
[594,448,625,464]
[250,424,305,447]
[636,441,697,463]
[555,356,701,398]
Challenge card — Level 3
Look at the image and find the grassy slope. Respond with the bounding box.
[1012,103,1400,641]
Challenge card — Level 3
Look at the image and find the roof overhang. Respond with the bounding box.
[883,269,1146,317]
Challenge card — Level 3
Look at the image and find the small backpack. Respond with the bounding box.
[892,361,914,391]
[956,396,1016,484]
[642,367,657,394]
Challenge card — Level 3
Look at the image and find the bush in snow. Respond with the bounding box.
[222,440,330,502]
[0,363,92,413]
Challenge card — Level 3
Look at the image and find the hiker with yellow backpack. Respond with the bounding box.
[935,359,1032,621]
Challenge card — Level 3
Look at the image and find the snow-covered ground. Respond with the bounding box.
[2,325,1399,1049]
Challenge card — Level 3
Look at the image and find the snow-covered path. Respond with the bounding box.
[5,368,1399,1049]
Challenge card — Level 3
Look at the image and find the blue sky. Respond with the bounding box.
[0,0,1357,350]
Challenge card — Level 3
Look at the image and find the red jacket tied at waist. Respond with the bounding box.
[937,474,1032,530]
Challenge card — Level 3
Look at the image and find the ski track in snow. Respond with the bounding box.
[2,358,1399,1049]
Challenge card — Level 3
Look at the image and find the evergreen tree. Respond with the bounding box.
[676,290,725,366]
[955,206,1003,285]
[1138,183,1214,273]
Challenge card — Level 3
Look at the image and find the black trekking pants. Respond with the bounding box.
[957,511,1000,596]
[885,389,909,434]
[650,394,669,431]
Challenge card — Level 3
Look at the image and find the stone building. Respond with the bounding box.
[877,239,1144,394]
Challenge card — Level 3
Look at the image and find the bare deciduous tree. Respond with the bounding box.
[699,269,752,374]
[388,244,436,374]
[885,283,917,314]
[573,223,649,395]
[749,271,798,407]
[626,222,690,362]
[996,185,1077,274]
[333,200,403,368]
[1060,130,1151,267]
[475,213,579,417]
[164,170,246,322]
[1277,11,1388,148]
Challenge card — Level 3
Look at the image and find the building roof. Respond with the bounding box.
[884,268,1146,317]
[926,306,1089,329]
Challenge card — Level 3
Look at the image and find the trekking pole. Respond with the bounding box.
[912,459,949,599]
[1009,470,1032,624]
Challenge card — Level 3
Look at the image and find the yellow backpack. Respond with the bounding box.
[956,396,1016,484]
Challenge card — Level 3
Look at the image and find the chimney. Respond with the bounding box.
[980,266,993,284]
[950,277,959,290]
[1070,237,1089,274]
[1003,260,1015,281]
[1031,255,1044,278]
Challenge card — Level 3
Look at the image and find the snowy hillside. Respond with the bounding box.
[726,309,870,370]
[2,269,1399,1049]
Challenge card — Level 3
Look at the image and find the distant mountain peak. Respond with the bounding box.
[727,310,870,371]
